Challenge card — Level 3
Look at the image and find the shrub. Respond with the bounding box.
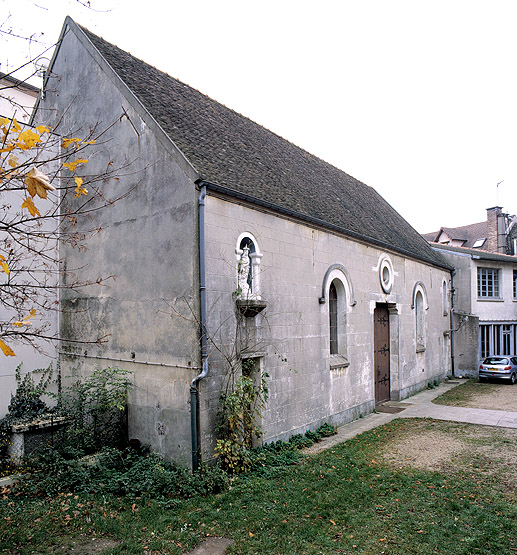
[55,366,132,453]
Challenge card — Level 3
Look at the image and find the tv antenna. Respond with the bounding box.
[496,180,504,206]
[34,57,50,78]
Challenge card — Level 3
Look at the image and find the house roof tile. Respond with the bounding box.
[431,242,517,263]
[423,221,488,248]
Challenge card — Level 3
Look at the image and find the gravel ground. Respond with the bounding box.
[436,380,517,411]
[384,381,517,475]
[381,419,517,484]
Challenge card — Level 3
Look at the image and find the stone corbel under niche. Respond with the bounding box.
[236,298,268,318]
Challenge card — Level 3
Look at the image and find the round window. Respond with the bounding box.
[379,256,394,293]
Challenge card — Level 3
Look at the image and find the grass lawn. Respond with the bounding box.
[1,418,516,554]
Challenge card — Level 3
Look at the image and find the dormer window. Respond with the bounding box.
[473,238,486,249]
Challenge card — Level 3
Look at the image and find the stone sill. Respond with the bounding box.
[236,298,267,317]
[330,355,350,371]
[416,345,426,353]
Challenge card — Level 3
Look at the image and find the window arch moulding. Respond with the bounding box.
[411,281,429,310]
[319,264,357,307]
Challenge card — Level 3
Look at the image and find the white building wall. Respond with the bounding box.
[473,261,517,321]
[0,121,58,418]
[202,196,451,448]
[0,77,38,123]
[472,259,517,361]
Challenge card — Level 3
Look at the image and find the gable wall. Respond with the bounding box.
[33,26,201,464]
[201,196,451,453]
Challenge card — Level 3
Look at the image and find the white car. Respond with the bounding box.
[479,357,517,384]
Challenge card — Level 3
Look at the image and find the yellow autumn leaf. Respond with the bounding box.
[25,167,56,199]
[82,139,96,145]
[1,261,10,275]
[13,309,36,327]
[0,339,15,357]
[22,196,41,217]
[8,155,19,168]
[0,144,16,153]
[16,128,41,150]
[74,177,88,197]
[0,117,8,127]
[62,137,81,149]
[35,125,50,134]
[63,158,88,171]
[11,119,21,132]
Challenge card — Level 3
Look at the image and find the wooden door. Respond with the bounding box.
[374,303,390,404]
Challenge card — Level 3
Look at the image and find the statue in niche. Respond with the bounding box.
[237,247,252,297]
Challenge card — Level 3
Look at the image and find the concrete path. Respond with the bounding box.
[304,379,517,455]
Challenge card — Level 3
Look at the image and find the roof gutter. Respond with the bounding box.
[190,184,208,471]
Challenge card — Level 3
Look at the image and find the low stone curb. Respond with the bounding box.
[186,537,234,555]
[0,474,23,488]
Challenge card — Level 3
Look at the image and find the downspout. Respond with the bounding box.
[450,270,456,377]
[190,185,208,471]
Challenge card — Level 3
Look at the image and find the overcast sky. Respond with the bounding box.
[2,0,516,233]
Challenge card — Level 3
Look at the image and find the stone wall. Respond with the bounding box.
[33,24,201,466]
[201,196,451,456]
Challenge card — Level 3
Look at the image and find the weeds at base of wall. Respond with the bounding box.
[214,361,269,473]
[8,421,337,500]
[1,363,338,503]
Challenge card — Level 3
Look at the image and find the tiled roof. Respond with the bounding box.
[78,23,449,270]
[0,72,40,94]
[431,242,517,263]
[423,221,488,249]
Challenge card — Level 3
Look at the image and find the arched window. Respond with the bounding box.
[235,233,262,298]
[320,265,354,369]
[442,280,448,316]
[329,282,338,355]
[412,281,428,353]
[327,277,349,367]
[415,291,425,352]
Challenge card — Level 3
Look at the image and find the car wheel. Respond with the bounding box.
[510,373,517,385]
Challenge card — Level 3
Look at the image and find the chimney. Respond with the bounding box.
[486,206,504,253]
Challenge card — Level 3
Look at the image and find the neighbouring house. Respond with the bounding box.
[424,207,517,377]
[0,75,58,419]
[32,17,453,467]
[429,243,517,377]
[0,72,39,124]
[423,206,517,255]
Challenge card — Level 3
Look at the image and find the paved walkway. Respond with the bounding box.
[304,378,517,454]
